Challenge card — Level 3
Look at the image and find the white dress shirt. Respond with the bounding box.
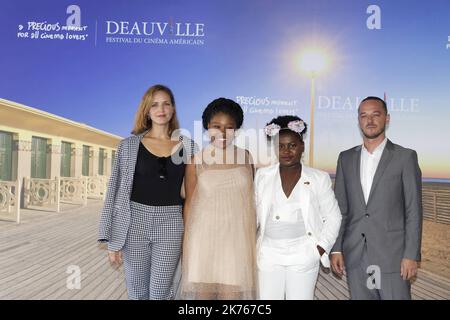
[360,137,388,204]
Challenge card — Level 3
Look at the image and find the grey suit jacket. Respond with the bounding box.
[331,139,422,273]
[97,131,198,252]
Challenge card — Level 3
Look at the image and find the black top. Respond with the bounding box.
[130,142,186,206]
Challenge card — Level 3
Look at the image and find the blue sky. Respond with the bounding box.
[1,0,449,178]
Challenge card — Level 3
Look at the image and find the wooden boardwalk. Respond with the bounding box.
[1,201,449,300]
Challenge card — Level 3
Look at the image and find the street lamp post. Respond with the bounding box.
[299,49,328,167]
[308,74,315,167]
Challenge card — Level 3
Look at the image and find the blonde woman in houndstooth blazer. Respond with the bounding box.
[98,84,197,300]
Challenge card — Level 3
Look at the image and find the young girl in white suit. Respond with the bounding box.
[255,115,342,300]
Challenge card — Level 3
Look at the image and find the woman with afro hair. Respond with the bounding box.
[179,98,257,300]
[254,115,342,299]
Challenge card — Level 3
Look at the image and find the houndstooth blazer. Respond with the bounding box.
[98,130,198,252]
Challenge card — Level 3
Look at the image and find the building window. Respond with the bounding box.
[0,131,13,181]
[31,136,48,179]
[111,150,116,169]
[98,148,105,175]
[60,141,72,177]
[82,145,90,176]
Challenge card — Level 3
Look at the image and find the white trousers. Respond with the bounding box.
[258,264,319,300]
[257,237,320,300]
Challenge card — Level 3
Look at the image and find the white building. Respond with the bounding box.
[0,98,122,222]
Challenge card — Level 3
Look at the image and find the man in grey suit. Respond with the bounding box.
[330,96,422,300]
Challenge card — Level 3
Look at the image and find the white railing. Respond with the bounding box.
[0,179,21,223]
[24,177,60,212]
[86,175,108,200]
[23,175,108,213]
[60,177,88,206]
[1,175,109,223]
[423,188,450,225]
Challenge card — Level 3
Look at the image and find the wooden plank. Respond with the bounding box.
[412,276,448,300]
[106,276,128,300]
[411,290,428,300]
[83,266,124,300]
[0,223,95,282]
[415,274,450,293]
[0,237,97,299]
[33,241,109,299]
[0,224,94,275]
[118,287,129,300]
[69,257,116,299]
[0,207,101,299]
[95,271,126,300]
[315,275,341,300]
[1,199,449,300]
[32,249,106,300]
[411,285,446,300]
[1,221,93,258]
[318,272,350,299]
[420,269,450,283]
[313,284,329,300]
[0,212,95,262]
[413,279,450,298]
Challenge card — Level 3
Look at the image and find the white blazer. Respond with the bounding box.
[254,163,342,268]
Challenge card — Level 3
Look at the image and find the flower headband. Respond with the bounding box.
[264,120,305,137]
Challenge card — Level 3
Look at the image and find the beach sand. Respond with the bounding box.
[420,220,450,279]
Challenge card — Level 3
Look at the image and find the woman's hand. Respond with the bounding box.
[317,245,326,257]
[108,250,123,269]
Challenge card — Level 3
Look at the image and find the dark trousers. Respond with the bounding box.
[346,242,411,300]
